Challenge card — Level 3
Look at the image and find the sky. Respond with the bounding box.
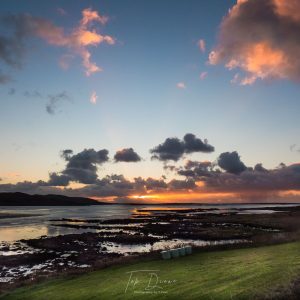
[1,0,300,203]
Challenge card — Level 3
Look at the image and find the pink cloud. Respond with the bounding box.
[90,91,98,104]
[200,71,208,80]
[81,8,108,26]
[198,39,206,53]
[59,54,74,70]
[209,0,300,85]
[25,8,115,76]
[176,82,186,89]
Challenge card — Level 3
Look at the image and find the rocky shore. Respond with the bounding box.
[1,205,300,293]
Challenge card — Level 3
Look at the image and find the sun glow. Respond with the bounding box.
[131,194,160,200]
[129,191,235,203]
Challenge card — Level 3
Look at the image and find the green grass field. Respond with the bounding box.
[2,242,300,300]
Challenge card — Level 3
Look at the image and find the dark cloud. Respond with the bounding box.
[2,160,300,203]
[150,137,184,161]
[150,133,214,161]
[163,165,177,172]
[61,149,73,160]
[0,180,48,193]
[0,17,26,68]
[209,0,300,85]
[183,134,215,153]
[60,148,109,184]
[0,14,39,81]
[203,163,300,195]
[48,172,70,186]
[178,160,214,178]
[0,73,11,84]
[8,88,15,95]
[168,179,196,190]
[46,91,70,115]
[21,90,70,114]
[2,142,300,203]
[70,175,139,198]
[0,148,110,191]
[218,151,247,174]
[23,90,42,98]
[290,144,300,153]
[75,176,193,199]
[254,163,269,173]
[114,148,141,162]
[134,177,168,190]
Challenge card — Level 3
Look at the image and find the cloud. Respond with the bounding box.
[0,73,11,84]
[202,163,300,196]
[254,163,269,173]
[176,82,186,89]
[48,172,70,186]
[60,148,109,184]
[134,177,168,191]
[183,134,215,154]
[22,90,69,114]
[217,151,247,174]
[90,91,97,104]
[0,180,48,193]
[81,7,108,26]
[0,18,25,70]
[114,148,141,162]
[150,133,214,161]
[57,8,67,16]
[0,8,115,79]
[2,147,300,203]
[61,149,73,160]
[0,15,46,80]
[8,88,16,95]
[175,155,300,200]
[151,137,184,161]
[22,148,110,187]
[46,91,70,115]
[168,179,196,190]
[290,144,300,153]
[198,39,206,53]
[209,0,300,84]
[2,137,300,202]
[177,160,214,178]
[200,71,208,80]
[84,177,135,197]
[23,90,42,98]
[59,54,74,70]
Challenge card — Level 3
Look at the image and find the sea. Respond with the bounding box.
[0,203,298,243]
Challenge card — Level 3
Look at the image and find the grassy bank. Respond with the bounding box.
[2,242,300,299]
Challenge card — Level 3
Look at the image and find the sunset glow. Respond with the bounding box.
[0,0,300,204]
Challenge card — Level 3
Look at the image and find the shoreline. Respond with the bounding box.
[0,213,42,219]
[1,205,300,293]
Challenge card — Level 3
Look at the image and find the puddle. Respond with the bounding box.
[101,238,249,255]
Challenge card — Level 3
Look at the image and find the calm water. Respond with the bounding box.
[0,204,298,242]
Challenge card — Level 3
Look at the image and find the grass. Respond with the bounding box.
[2,242,300,300]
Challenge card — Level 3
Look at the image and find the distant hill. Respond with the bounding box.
[0,192,109,206]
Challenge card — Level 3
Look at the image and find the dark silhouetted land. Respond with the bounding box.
[0,192,107,206]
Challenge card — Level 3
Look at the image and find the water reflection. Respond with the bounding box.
[0,224,99,242]
[102,238,250,255]
[0,225,49,242]
[0,204,298,243]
